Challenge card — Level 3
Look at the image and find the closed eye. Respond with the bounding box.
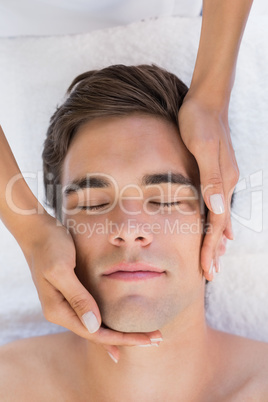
[78,203,109,211]
[150,201,181,207]
[78,201,182,211]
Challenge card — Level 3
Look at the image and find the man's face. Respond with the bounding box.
[61,114,205,333]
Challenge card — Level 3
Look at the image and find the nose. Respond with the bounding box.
[108,219,153,247]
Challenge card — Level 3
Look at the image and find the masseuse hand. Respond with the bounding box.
[178,91,239,280]
[178,0,254,280]
[22,213,162,362]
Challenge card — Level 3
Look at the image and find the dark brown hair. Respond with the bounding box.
[42,64,189,215]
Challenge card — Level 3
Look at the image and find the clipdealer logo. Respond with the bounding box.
[231,170,263,233]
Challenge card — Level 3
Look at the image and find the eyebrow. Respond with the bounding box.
[64,177,110,196]
[63,172,193,196]
[141,172,193,186]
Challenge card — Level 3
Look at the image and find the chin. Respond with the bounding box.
[99,296,169,333]
[103,316,160,333]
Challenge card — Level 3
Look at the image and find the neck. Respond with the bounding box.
[78,303,218,401]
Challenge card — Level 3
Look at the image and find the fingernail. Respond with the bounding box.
[209,260,214,275]
[150,337,163,343]
[107,352,118,363]
[138,343,159,347]
[208,260,215,281]
[210,194,225,214]
[82,311,100,333]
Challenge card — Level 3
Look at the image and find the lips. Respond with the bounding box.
[102,262,165,276]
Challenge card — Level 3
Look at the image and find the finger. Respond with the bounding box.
[201,181,234,277]
[223,178,238,241]
[93,327,163,346]
[218,235,227,258]
[223,217,234,240]
[44,269,102,334]
[199,143,239,274]
[101,330,164,364]
[102,344,120,364]
[195,140,225,215]
[214,256,221,274]
[201,209,226,276]
[213,235,227,275]
[39,283,98,337]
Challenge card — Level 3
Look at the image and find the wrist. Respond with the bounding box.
[186,82,231,116]
[14,210,56,252]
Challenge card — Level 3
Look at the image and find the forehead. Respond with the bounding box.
[61,115,198,187]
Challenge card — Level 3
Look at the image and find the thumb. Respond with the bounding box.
[195,145,225,215]
[57,271,102,333]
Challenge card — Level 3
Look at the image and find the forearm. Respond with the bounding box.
[0,125,48,246]
[190,0,253,109]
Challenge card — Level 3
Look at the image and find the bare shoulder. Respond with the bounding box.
[238,335,268,395]
[0,332,73,401]
[211,328,268,400]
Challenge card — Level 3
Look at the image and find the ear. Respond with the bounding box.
[218,234,227,256]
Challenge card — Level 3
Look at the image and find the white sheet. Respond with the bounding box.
[0,14,267,346]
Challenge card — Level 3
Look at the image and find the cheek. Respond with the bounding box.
[64,213,108,246]
[167,232,202,262]
[65,216,106,283]
[72,233,92,286]
[160,213,203,267]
